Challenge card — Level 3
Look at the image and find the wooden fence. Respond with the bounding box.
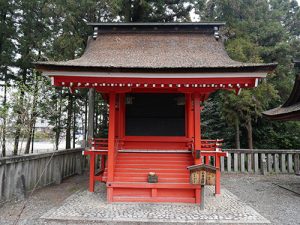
[221,149,300,175]
[0,148,85,204]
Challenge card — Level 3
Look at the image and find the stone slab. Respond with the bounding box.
[41,184,270,224]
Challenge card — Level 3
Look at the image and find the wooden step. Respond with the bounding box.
[106,168,190,173]
[113,196,196,203]
[113,176,190,183]
[114,172,189,178]
[115,164,190,169]
[116,158,193,162]
[104,151,197,203]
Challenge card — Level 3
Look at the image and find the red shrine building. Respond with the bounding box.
[36,23,276,204]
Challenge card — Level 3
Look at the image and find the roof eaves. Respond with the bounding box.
[87,22,226,27]
[34,62,277,73]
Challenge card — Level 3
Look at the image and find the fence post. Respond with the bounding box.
[267,154,273,172]
[274,154,280,173]
[288,154,293,173]
[227,153,231,172]
[247,153,252,173]
[241,153,245,172]
[221,156,224,172]
[281,154,286,173]
[234,153,238,172]
[254,153,259,173]
[261,153,267,175]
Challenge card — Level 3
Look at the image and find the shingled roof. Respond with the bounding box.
[263,60,300,121]
[35,23,276,73]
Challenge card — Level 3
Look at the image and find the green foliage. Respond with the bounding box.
[226,38,262,63]
[109,0,193,22]
[197,0,300,149]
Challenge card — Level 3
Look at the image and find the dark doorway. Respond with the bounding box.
[125,93,185,136]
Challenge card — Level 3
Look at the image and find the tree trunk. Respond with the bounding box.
[246,119,253,149]
[13,69,27,155]
[124,0,132,22]
[87,88,95,147]
[31,123,35,154]
[72,98,76,148]
[84,94,88,146]
[66,93,73,149]
[1,68,8,157]
[235,117,240,149]
[55,90,62,150]
[25,73,39,154]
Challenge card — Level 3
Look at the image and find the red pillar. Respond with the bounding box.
[115,95,119,138]
[215,154,221,195]
[205,156,210,165]
[187,93,194,140]
[118,93,125,141]
[107,93,116,182]
[194,93,202,165]
[89,151,95,192]
[107,93,116,202]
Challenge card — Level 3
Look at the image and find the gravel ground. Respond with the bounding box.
[221,174,300,225]
[0,173,299,225]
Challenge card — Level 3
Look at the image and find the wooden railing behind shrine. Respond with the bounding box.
[221,149,300,175]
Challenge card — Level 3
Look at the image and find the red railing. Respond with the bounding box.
[201,139,223,151]
[89,138,108,150]
[89,138,223,152]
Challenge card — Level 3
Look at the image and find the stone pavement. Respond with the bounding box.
[41,183,270,224]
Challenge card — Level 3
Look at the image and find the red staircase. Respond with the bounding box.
[102,151,199,203]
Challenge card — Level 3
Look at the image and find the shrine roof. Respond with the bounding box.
[35,22,277,73]
[263,60,300,121]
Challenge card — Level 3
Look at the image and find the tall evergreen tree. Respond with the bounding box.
[196,0,300,149]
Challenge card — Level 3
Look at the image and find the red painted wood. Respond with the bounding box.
[53,76,257,87]
[187,93,194,141]
[107,93,116,182]
[114,172,189,178]
[109,182,200,189]
[194,93,202,164]
[152,188,158,197]
[195,188,201,204]
[104,152,200,203]
[205,156,210,165]
[124,136,189,142]
[122,136,191,150]
[89,151,95,192]
[215,154,221,195]
[112,196,196,203]
[185,94,188,137]
[111,168,191,174]
[118,93,125,141]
